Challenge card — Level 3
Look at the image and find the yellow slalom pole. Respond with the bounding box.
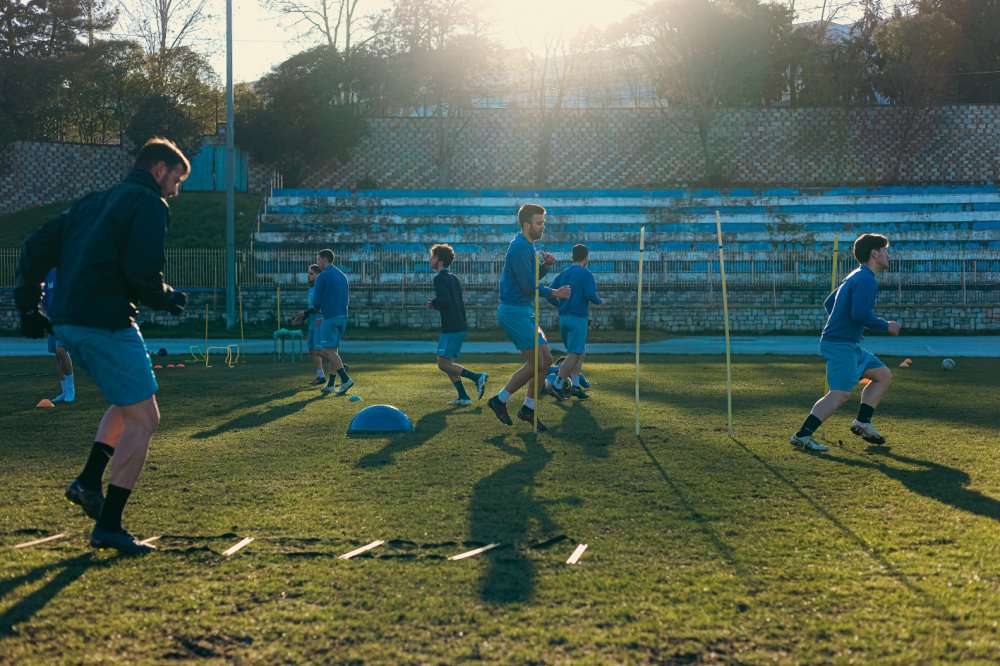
[818,233,839,440]
[715,212,733,437]
[276,286,281,328]
[533,252,540,433]
[635,226,645,437]
[238,286,245,364]
[204,303,209,352]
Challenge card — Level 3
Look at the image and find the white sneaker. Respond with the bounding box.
[334,378,354,396]
[790,433,829,452]
[850,420,886,444]
[448,397,472,406]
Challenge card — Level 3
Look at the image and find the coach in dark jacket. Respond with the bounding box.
[15,137,190,555]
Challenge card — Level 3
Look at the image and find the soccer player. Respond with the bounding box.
[486,204,571,431]
[426,244,488,406]
[43,268,76,403]
[291,264,329,385]
[304,248,354,395]
[15,137,190,554]
[790,233,901,452]
[545,244,605,400]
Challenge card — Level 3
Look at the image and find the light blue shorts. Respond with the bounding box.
[437,331,467,359]
[319,316,348,349]
[53,323,157,406]
[559,315,589,354]
[47,334,64,355]
[307,317,322,351]
[497,304,547,351]
[821,340,885,392]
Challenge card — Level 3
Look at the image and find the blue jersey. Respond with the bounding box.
[307,285,320,324]
[499,233,552,306]
[821,265,889,344]
[313,265,349,318]
[548,264,602,318]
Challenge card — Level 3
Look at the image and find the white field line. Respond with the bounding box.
[221,537,254,557]
[12,533,68,549]
[339,540,385,560]
[448,543,500,561]
[566,544,588,565]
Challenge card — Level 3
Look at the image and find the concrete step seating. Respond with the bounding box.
[252,186,1000,286]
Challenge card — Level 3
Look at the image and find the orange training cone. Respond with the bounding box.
[166,364,175,368]
[36,399,55,408]
[153,365,163,369]
[177,363,185,368]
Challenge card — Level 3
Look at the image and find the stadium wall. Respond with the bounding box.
[2,105,999,215]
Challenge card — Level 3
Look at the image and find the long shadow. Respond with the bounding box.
[636,437,743,575]
[469,434,556,604]
[823,445,1000,524]
[730,438,940,610]
[0,553,111,637]
[354,408,450,468]
[192,394,325,439]
[551,400,620,459]
[202,386,304,418]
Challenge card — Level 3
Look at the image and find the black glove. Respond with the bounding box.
[21,309,53,339]
[165,290,188,316]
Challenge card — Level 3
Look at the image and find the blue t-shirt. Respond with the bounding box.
[499,233,552,307]
[821,265,889,344]
[313,265,349,318]
[548,264,602,318]
[42,267,57,313]
[306,285,320,324]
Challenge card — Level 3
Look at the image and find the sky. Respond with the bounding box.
[116,0,859,84]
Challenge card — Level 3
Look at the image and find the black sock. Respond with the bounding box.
[856,403,875,423]
[79,442,114,491]
[796,414,823,438]
[97,484,131,532]
[337,367,350,382]
[459,368,478,381]
[453,380,470,399]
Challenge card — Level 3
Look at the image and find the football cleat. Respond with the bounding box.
[90,526,156,554]
[850,420,886,444]
[517,406,548,432]
[790,433,829,452]
[334,378,354,396]
[65,478,105,520]
[475,373,488,400]
[448,397,473,406]
[487,396,513,426]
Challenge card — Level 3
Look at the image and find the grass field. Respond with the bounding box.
[1,354,998,664]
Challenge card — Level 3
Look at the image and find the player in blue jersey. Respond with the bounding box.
[545,244,604,400]
[426,243,488,406]
[292,264,329,385]
[42,268,76,403]
[302,249,354,395]
[790,233,901,452]
[486,204,571,431]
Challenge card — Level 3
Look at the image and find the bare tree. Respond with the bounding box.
[262,0,369,53]
[116,0,212,54]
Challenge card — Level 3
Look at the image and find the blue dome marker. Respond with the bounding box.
[348,404,414,433]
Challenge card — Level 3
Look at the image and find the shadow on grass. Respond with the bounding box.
[822,446,1000,524]
[354,408,450,468]
[550,400,620,459]
[730,438,941,611]
[0,553,113,637]
[637,437,742,574]
[192,394,325,439]
[470,433,556,604]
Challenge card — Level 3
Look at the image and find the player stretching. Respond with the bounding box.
[486,204,571,431]
[426,243,488,406]
[790,233,901,452]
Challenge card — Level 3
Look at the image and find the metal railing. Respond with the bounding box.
[2,248,997,301]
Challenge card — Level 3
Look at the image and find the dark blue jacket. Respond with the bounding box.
[821,265,889,343]
[15,169,182,329]
[430,268,468,333]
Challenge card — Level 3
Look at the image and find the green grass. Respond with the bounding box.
[0,192,263,248]
[1,355,998,663]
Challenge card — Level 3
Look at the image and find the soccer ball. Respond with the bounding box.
[941,358,956,370]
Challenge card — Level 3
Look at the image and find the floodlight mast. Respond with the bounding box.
[225,0,236,329]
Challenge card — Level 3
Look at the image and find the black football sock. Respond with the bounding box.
[79,442,115,491]
[856,403,875,423]
[459,368,478,381]
[796,414,823,438]
[453,380,470,399]
[96,485,131,532]
[337,367,350,382]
